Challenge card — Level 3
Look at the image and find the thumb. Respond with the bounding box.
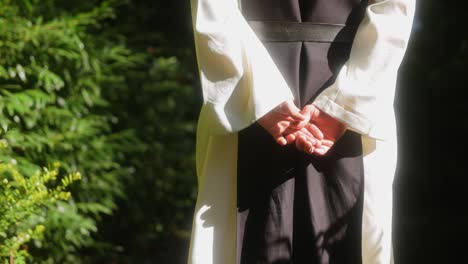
[300,104,319,118]
[282,101,305,121]
[291,104,315,129]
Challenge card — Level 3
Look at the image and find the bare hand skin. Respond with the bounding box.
[279,104,324,154]
[257,100,306,146]
[258,101,346,156]
[283,104,321,145]
[295,104,347,156]
[293,124,325,154]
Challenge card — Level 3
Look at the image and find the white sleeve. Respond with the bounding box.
[191,0,294,134]
[312,0,416,140]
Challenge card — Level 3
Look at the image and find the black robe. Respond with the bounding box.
[237,1,368,263]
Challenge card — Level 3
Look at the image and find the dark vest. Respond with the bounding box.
[240,0,367,106]
[236,1,367,263]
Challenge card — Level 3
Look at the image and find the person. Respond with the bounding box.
[188,0,415,263]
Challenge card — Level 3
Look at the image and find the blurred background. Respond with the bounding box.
[0,0,466,263]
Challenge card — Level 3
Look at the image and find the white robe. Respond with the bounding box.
[188,0,416,263]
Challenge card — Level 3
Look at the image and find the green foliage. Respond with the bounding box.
[1,0,199,262]
[0,150,80,262]
[0,0,143,262]
[93,54,198,262]
[79,0,200,261]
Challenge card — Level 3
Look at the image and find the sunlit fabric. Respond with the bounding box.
[188,0,415,263]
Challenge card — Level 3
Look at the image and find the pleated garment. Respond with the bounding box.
[237,1,368,263]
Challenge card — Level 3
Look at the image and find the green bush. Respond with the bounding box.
[93,54,198,262]
[0,0,142,262]
[1,0,198,262]
[0,142,80,263]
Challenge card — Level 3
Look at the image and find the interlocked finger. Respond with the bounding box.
[295,134,314,154]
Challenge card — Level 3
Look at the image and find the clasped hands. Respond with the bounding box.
[258,100,346,156]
